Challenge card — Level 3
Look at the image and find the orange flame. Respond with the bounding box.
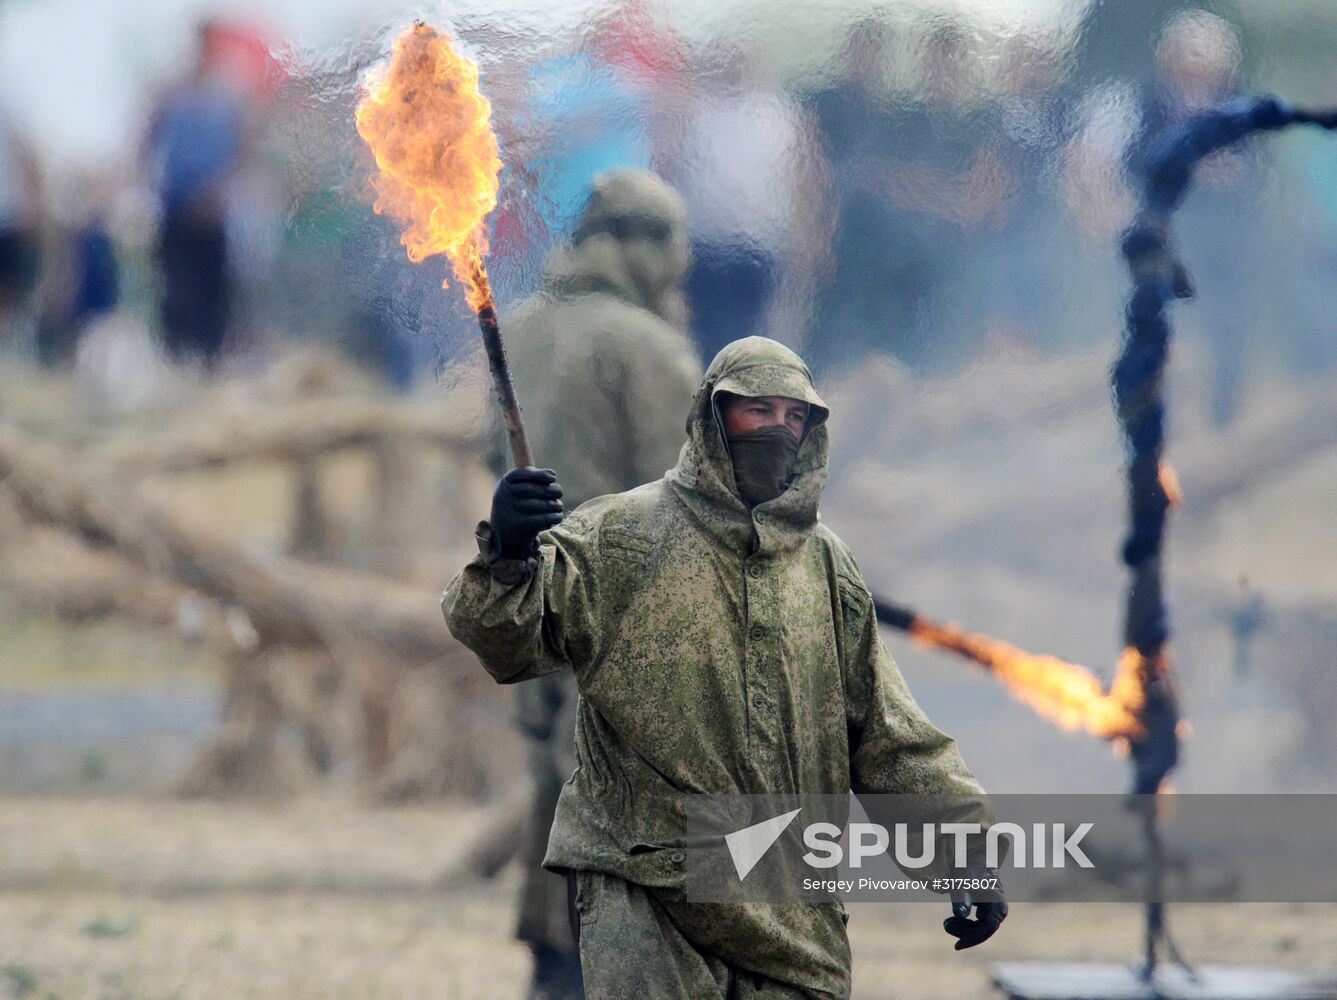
[1158,460,1182,506]
[354,22,502,312]
[908,617,1150,741]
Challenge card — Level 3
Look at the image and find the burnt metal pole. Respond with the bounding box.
[871,596,916,632]
[1116,95,1337,981]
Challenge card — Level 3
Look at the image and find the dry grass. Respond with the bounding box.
[1,796,1334,999]
[0,609,219,692]
[3,890,528,1000]
[5,890,1333,999]
[3,355,1336,995]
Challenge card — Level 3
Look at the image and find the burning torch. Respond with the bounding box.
[355,21,532,468]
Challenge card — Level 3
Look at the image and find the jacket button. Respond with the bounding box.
[749,626,765,641]
[669,851,685,865]
[748,565,762,579]
[755,511,767,523]
[751,693,764,709]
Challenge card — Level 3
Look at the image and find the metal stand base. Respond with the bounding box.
[992,961,1337,1000]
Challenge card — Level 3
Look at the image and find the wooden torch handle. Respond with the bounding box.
[477,303,534,469]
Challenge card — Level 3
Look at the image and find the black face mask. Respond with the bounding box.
[726,424,801,507]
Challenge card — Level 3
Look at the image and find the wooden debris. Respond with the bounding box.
[0,422,514,800]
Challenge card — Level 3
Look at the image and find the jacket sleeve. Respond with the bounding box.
[839,574,998,879]
[839,576,986,800]
[442,516,602,685]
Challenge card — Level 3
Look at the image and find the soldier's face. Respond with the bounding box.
[617,224,688,302]
[719,394,809,441]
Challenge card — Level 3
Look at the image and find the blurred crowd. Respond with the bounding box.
[1,2,1335,425]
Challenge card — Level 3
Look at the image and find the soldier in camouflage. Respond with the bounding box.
[493,168,702,999]
[445,336,1005,998]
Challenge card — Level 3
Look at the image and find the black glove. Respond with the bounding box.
[944,879,1008,951]
[488,467,564,560]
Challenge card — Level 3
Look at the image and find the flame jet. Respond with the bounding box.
[872,596,1147,744]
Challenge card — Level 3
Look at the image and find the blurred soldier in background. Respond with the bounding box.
[496,167,701,1000]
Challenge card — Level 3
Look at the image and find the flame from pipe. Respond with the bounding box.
[354,21,502,312]
[1158,460,1183,507]
[907,616,1151,741]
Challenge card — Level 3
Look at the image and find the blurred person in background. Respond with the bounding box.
[142,19,272,371]
[976,33,1074,353]
[481,1,689,310]
[670,42,831,362]
[797,18,902,376]
[1127,9,1261,427]
[584,0,693,165]
[34,179,121,369]
[333,205,429,391]
[0,107,43,352]
[801,18,1006,375]
[342,273,420,392]
[488,168,701,1000]
[521,47,653,246]
[495,1,688,310]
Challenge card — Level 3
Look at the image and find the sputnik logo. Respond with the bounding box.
[724,808,802,881]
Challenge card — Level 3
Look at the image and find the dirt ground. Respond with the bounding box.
[2,795,1334,1000]
[3,355,1335,997]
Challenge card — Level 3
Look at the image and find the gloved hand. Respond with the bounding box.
[488,467,564,560]
[944,878,1008,951]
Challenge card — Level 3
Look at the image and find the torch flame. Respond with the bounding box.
[354,22,502,312]
[907,617,1149,740]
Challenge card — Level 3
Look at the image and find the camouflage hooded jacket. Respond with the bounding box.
[443,337,988,997]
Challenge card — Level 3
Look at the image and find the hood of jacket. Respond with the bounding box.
[668,336,829,554]
[540,168,689,326]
